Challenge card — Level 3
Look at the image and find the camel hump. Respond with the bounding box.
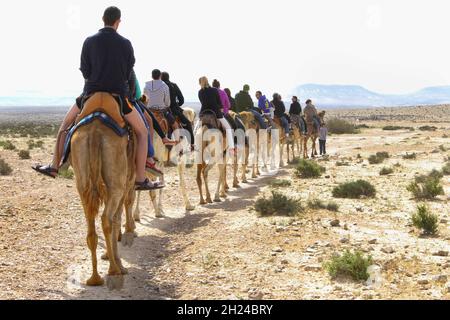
[76,92,126,128]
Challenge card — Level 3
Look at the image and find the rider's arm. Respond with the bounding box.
[174,84,184,107]
[80,39,91,79]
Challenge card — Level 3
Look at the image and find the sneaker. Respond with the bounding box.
[135,178,165,191]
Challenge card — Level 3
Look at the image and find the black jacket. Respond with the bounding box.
[199,87,223,119]
[289,101,302,115]
[164,81,185,112]
[80,27,135,97]
[272,99,286,118]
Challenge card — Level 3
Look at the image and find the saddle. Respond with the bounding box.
[76,92,126,128]
[150,109,181,136]
[199,110,224,132]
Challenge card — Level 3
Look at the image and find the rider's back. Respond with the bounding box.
[81,27,135,97]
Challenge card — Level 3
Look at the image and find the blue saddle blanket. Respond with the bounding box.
[62,112,128,164]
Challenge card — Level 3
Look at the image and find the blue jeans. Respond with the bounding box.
[250,110,268,129]
[134,102,155,158]
[280,116,289,136]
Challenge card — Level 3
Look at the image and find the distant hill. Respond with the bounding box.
[292,84,450,108]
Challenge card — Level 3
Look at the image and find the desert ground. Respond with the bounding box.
[0,104,449,300]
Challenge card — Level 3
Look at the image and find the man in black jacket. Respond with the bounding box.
[161,72,195,149]
[32,6,161,191]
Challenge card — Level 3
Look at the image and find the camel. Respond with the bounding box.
[303,111,325,159]
[289,115,304,161]
[196,111,227,204]
[238,111,270,180]
[70,93,136,290]
[272,117,289,167]
[133,107,196,220]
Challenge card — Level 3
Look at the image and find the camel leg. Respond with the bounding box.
[133,191,141,222]
[233,155,240,188]
[203,164,213,204]
[102,197,124,290]
[217,163,227,200]
[279,142,285,167]
[224,164,230,190]
[85,213,104,286]
[197,164,207,205]
[122,189,136,247]
[242,146,249,183]
[178,160,195,211]
[112,204,128,275]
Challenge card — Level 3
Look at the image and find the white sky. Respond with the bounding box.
[1,0,450,100]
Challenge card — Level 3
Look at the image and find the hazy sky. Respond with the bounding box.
[1,0,450,100]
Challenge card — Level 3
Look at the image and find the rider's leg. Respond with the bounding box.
[281,116,290,138]
[175,109,195,146]
[250,110,267,129]
[51,103,80,170]
[124,108,150,183]
[165,111,180,141]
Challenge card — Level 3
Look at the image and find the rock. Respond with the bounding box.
[340,238,349,244]
[445,282,450,293]
[433,275,448,283]
[356,207,364,212]
[433,251,449,257]
[440,219,448,224]
[272,247,283,253]
[381,246,395,254]
[330,219,340,227]
[343,224,349,230]
[280,259,289,265]
[304,264,322,272]
[248,290,264,300]
[368,239,377,245]
[417,278,429,285]
[276,226,286,232]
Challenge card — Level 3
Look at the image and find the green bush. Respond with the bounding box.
[407,171,444,200]
[382,126,412,131]
[0,158,13,176]
[419,126,437,132]
[412,204,439,235]
[324,250,373,281]
[327,118,359,134]
[332,180,376,199]
[296,159,326,178]
[442,162,450,175]
[2,140,16,151]
[403,153,417,160]
[380,167,394,175]
[270,179,292,188]
[18,150,31,160]
[254,191,302,217]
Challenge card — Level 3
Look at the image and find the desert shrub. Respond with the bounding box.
[295,159,326,178]
[419,126,437,132]
[332,180,376,199]
[0,158,13,176]
[27,139,44,150]
[368,154,385,164]
[336,161,350,167]
[308,199,340,212]
[376,152,390,160]
[18,150,31,160]
[327,118,359,134]
[254,191,302,217]
[412,204,438,235]
[403,153,417,160]
[355,124,370,129]
[442,162,450,175]
[270,179,292,188]
[380,167,394,175]
[382,126,412,131]
[407,171,444,200]
[0,123,58,138]
[2,140,16,151]
[439,145,447,152]
[324,250,373,281]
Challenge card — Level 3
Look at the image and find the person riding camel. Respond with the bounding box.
[234,85,267,130]
[304,99,321,131]
[255,91,272,129]
[32,6,162,190]
[271,93,290,139]
[224,88,236,113]
[212,79,235,127]
[161,72,196,151]
[198,76,235,154]
[289,96,306,133]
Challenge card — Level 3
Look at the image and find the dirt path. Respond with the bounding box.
[1,111,449,300]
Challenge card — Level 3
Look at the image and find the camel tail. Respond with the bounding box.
[83,130,103,217]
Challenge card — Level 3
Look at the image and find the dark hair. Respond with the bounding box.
[212,79,220,88]
[103,6,121,26]
[161,72,170,82]
[152,69,161,80]
[224,88,231,97]
[292,96,298,101]
[256,91,262,96]
[273,93,279,100]
[306,99,312,104]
